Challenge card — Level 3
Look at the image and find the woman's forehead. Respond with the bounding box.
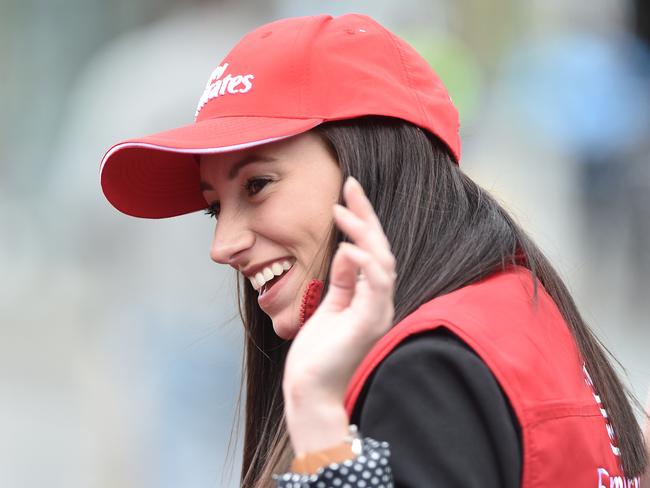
[199,131,325,178]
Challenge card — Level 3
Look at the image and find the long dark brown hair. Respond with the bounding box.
[225,116,647,486]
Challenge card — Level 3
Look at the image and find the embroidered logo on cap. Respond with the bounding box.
[195,63,255,118]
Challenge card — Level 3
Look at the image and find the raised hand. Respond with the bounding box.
[283,176,397,454]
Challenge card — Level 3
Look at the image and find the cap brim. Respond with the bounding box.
[100,116,323,218]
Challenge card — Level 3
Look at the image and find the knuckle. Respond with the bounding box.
[380,252,396,271]
[359,219,371,232]
[374,275,392,292]
[360,252,372,266]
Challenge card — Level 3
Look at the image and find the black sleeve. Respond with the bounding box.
[350,328,522,488]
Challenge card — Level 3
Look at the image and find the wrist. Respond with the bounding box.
[284,386,349,455]
[290,424,362,474]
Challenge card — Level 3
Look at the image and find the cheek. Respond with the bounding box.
[291,197,334,240]
[263,198,334,251]
[288,180,338,225]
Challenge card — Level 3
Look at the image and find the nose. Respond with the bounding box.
[209,216,255,266]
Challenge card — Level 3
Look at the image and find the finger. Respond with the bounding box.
[339,243,395,293]
[342,177,392,250]
[334,243,396,329]
[333,204,396,271]
[343,177,384,231]
[320,242,361,313]
[322,242,395,314]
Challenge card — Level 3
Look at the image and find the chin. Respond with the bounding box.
[272,317,299,340]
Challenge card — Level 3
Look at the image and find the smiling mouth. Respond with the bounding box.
[260,273,287,295]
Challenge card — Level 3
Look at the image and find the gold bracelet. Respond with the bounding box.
[291,424,363,475]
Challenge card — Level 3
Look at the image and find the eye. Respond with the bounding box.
[244,177,272,196]
[203,178,271,220]
[204,202,220,219]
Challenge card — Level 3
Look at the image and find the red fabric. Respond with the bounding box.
[344,267,639,486]
[298,279,324,329]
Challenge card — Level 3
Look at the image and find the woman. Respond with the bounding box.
[100,13,648,487]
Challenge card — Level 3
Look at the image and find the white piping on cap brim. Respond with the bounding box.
[98,133,296,177]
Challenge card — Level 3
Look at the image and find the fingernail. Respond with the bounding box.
[346,176,361,188]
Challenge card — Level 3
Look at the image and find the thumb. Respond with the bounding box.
[319,242,359,313]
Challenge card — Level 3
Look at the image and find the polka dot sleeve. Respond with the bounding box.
[272,437,394,488]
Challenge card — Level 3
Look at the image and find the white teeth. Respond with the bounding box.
[255,272,265,289]
[248,259,295,292]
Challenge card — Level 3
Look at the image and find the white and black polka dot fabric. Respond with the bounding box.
[273,437,393,488]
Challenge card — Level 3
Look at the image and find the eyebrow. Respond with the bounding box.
[199,154,277,191]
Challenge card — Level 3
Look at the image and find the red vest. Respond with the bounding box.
[344,267,640,487]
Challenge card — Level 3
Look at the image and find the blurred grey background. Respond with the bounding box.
[1,0,649,486]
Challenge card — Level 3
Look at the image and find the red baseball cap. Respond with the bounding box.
[100,13,461,218]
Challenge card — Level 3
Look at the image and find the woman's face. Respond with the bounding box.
[199,132,342,339]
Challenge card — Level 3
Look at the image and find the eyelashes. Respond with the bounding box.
[244,177,272,196]
[203,177,272,219]
[203,204,220,219]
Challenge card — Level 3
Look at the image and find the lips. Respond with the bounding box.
[257,262,297,310]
